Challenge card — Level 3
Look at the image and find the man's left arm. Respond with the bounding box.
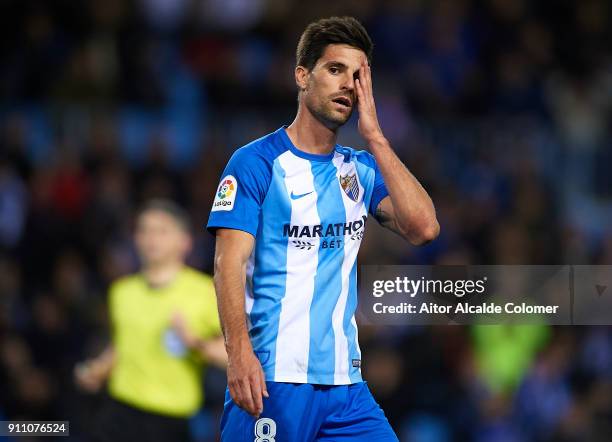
[355,62,439,246]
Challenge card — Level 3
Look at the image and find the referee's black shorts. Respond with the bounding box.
[91,396,191,442]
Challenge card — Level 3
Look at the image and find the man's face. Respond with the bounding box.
[135,210,191,267]
[298,44,367,129]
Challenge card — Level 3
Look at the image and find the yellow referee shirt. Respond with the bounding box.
[108,267,221,417]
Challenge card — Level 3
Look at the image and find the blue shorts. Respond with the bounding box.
[220,381,398,441]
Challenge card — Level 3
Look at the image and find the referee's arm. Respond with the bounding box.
[213,228,269,418]
[170,313,228,368]
[74,346,115,393]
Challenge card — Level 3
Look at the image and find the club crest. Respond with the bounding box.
[339,173,360,202]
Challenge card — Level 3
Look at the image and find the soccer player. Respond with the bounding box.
[207,16,439,441]
[75,199,227,442]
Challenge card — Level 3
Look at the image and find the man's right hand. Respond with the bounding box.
[227,346,269,418]
[74,346,115,393]
[74,359,108,393]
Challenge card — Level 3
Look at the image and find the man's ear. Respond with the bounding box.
[295,66,309,91]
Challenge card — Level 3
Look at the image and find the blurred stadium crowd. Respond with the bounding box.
[1,0,612,440]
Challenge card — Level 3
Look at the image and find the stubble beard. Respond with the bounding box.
[306,96,353,130]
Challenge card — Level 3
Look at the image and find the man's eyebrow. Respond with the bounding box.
[323,60,348,68]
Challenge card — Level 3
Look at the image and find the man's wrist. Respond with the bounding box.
[366,133,388,150]
[225,335,253,356]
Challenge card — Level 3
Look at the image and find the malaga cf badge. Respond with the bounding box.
[339,173,359,202]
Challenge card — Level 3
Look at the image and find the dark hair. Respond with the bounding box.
[296,16,373,71]
[137,199,191,232]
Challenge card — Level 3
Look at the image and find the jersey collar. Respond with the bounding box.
[278,126,337,162]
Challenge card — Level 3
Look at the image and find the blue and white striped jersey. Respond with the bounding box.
[207,127,388,385]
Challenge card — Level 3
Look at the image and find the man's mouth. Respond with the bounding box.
[332,96,352,108]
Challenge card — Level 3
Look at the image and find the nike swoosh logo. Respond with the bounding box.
[290,190,313,200]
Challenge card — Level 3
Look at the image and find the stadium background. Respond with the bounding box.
[1,0,612,440]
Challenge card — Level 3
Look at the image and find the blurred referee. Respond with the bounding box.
[75,199,227,442]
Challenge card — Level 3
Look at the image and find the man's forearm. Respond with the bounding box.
[92,345,115,378]
[212,230,267,417]
[213,259,252,355]
[369,136,439,243]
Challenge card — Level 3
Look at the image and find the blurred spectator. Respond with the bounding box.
[0,160,27,249]
[471,324,550,395]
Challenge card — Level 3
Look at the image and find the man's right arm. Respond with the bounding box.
[214,228,268,418]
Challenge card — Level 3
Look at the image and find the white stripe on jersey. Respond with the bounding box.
[275,151,320,382]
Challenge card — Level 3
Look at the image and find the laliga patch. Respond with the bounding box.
[212,175,237,212]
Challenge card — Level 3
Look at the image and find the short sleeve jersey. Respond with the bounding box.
[207,127,388,385]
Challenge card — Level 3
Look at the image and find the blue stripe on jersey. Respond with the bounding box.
[353,158,376,214]
[346,260,361,383]
[344,154,376,383]
[354,152,389,215]
[307,160,347,384]
[249,159,290,378]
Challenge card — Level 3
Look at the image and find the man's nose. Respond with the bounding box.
[341,72,355,91]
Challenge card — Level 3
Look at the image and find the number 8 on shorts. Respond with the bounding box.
[254,418,276,442]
